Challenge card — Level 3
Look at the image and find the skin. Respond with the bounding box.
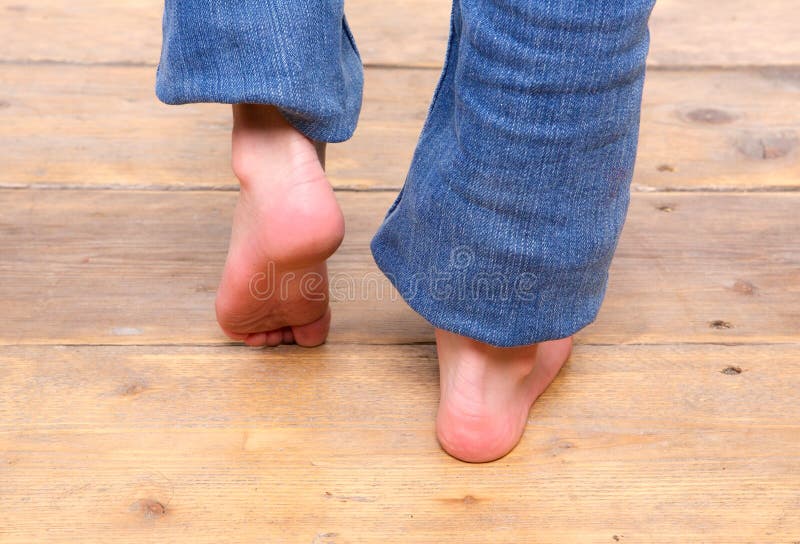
[216,104,343,347]
[435,330,573,462]
[215,104,573,462]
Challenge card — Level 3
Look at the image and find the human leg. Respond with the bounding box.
[156,0,363,346]
[371,0,656,460]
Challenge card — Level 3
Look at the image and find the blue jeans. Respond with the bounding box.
[157,0,656,347]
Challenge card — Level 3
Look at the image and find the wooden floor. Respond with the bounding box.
[1,1,799,542]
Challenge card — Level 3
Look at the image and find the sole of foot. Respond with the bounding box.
[435,328,573,463]
[214,104,344,348]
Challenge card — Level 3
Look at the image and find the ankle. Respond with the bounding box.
[436,329,540,378]
[230,104,322,190]
[232,103,287,131]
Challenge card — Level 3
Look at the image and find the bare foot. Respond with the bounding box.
[215,104,344,347]
[435,329,573,463]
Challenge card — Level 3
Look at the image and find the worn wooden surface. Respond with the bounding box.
[0,190,797,347]
[2,0,799,68]
[1,0,799,542]
[1,343,799,543]
[2,66,799,190]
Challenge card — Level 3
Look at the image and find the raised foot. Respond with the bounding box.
[215,104,344,348]
[435,329,573,463]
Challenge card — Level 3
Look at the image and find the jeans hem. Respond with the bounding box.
[370,242,601,347]
[154,84,357,143]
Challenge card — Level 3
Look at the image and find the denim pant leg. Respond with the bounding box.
[155,0,363,143]
[371,0,656,347]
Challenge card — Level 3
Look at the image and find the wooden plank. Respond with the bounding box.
[0,0,449,67]
[1,343,798,542]
[633,67,800,191]
[0,64,431,191]
[2,65,799,191]
[2,0,798,68]
[0,0,164,65]
[647,0,800,68]
[0,189,797,346]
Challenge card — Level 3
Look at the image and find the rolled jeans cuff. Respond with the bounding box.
[155,0,363,143]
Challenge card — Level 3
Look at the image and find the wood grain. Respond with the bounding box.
[634,68,800,191]
[647,0,800,68]
[0,0,451,68]
[1,343,798,543]
[2,66,799,191]
[2,0,797,541]
[2,0,799,68]
[0,189,797,346]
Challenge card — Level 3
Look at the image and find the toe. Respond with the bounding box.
[264,330,283,347]
[292,308,331,347]
[244,332,267,347]
[244,330,285,347]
